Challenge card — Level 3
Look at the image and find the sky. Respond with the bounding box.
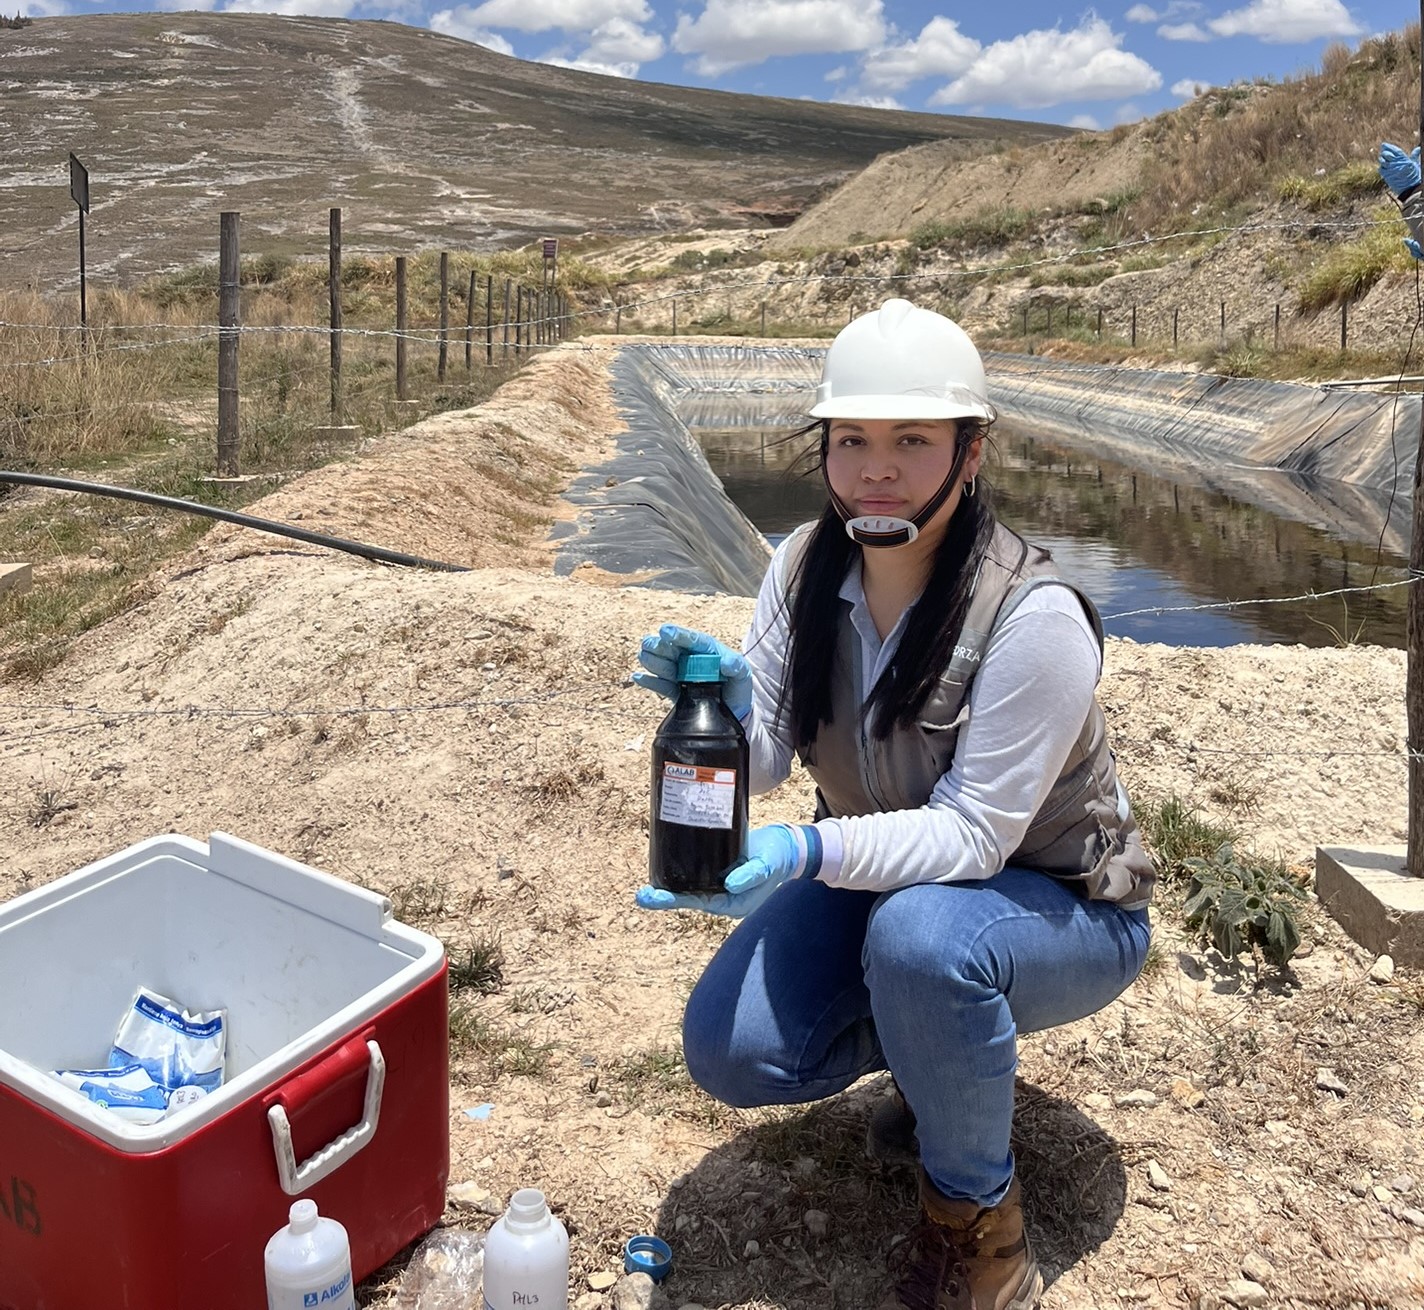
[16,1,1410,128]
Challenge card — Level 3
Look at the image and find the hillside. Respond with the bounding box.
[0,13,1071,290]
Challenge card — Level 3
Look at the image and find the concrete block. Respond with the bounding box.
[1316,845,1424,968]
[0,562,33,598]
[311,425,360,441]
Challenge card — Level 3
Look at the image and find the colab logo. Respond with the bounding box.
[665,765,698,781]
[302,1272,351,1306]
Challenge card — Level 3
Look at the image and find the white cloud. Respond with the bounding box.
[832,91,904,110]
[458,0,651,36]
[1171,75,1212,96]
[673,0,887,77]
[18,0,73,13]
[1114,102,1145,123]
[930,17,1161,110]
[429,7,515,53]
[1069,113,1101,129]
[825,64,850,83]
[1209,0,1363,44]
[860,17,980,93]
[1159,22,1210,40]
[541,15,664,77]
[1126,1,1204,19]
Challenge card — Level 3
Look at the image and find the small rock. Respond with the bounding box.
[611,1271,666,1310]
[1146,1160,1172,1192]
[594,1091,614,1108]
[1368,955,1395,984]
[1240,1252,1273,1285]
[1114,1089,1158,1109]
[792,1156,819,1178]
[803,1209,829,1238]
[743,1239,760,1258]
[1373,1185,1394,1203]
[575,1295,603,1310]
[1391,1205,1424,1229]
[1222,1279,1268,1308]
[1350,1170,1372,1197]
[1390,1174,1416,1194]
[1171,1077,1205,1109]
[677,1305,707,1310]
[1316,1067,1349,1096]
[1084,1092,1112,1111]
[589,1271,619,1291]
[447,1182,501,1215]
[674,1213,690,1232]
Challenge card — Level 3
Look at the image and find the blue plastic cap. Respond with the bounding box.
[678,653,722,683]
[623,1234,673,1282]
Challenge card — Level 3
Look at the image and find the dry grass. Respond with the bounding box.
[1131,25,1421,234]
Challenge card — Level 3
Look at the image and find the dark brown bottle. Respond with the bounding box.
[649,652,749,894]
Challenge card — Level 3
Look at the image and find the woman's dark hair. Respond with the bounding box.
[782,418,997,749]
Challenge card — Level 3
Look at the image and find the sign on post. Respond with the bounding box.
[69,153,90,344]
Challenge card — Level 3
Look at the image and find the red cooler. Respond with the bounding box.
[0,832,449,1310]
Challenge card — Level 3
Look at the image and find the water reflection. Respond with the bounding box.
[694,422,1409,649]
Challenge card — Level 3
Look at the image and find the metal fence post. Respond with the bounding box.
[395,255,408,401]
[217,211,240,476]
[328,207,341,416]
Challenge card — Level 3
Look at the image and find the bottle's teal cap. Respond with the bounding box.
[679,652,722,682]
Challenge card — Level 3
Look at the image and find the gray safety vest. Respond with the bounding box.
[783,521,1155,910]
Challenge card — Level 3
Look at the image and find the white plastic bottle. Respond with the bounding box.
[482,1188,570,1310]
[264,1199,356,1310]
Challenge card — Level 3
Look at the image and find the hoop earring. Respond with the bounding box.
[964,476,976,498]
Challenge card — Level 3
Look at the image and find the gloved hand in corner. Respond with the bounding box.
[632,623,753,720]
[1379,143,1424,259]
[636,823,821,918]
[1379,142,1421,197]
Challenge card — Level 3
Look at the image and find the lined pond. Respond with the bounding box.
[692,420,1410,649]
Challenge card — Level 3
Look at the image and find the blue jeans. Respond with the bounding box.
[682,867,1151,1207]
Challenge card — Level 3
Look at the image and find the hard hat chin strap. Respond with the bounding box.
[821,436,972,550]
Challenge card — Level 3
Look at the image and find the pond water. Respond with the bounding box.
[693,422,1410,649]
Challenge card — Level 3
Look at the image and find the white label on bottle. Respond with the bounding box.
[659,763,737,829]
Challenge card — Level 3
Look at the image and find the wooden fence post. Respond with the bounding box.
[486,275,494,365]
[1172,308,1178,347]
[395,255,408,401]
[1131,304,1137,346]
[217,211,240,476]
[1220,300,1226,343]
[615,303,622,334]
[760,301,766,335]
[1341,298,1348,350]
[515,287,523,357]
[672,298,677,336]
[502,279,510,358]
[465,269,476,372]
[1274,303,1281,350]
[328,207,341,416]
[1096,307,1102,337]
[1022,303,1029,335]
[1045,304,1052,335]
[438,251,449,381]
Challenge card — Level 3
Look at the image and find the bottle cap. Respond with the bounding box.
[678,652,722,683]
[288,1200,318,1234]
[623,1234,673,1282]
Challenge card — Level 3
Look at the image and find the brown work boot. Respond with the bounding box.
[866,1079,920,1169]
[876,1169,1042,1310]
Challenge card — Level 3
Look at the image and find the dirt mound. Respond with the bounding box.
[769,128,1148,251]
[3,344,1421,1309]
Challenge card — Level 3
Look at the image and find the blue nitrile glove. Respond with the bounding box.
[1379,142,1422,198]
[1407,237,1424,261]
[631,623,753,720]
[635,823,822,919]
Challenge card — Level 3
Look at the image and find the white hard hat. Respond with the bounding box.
[809,298,991,421]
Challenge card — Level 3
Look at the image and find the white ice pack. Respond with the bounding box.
[53,1062,169,1125]
[110,987,227,1094]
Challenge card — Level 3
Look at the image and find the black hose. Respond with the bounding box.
[0,471,470,573]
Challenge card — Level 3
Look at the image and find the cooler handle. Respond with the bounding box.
[266,1038,386,1196]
